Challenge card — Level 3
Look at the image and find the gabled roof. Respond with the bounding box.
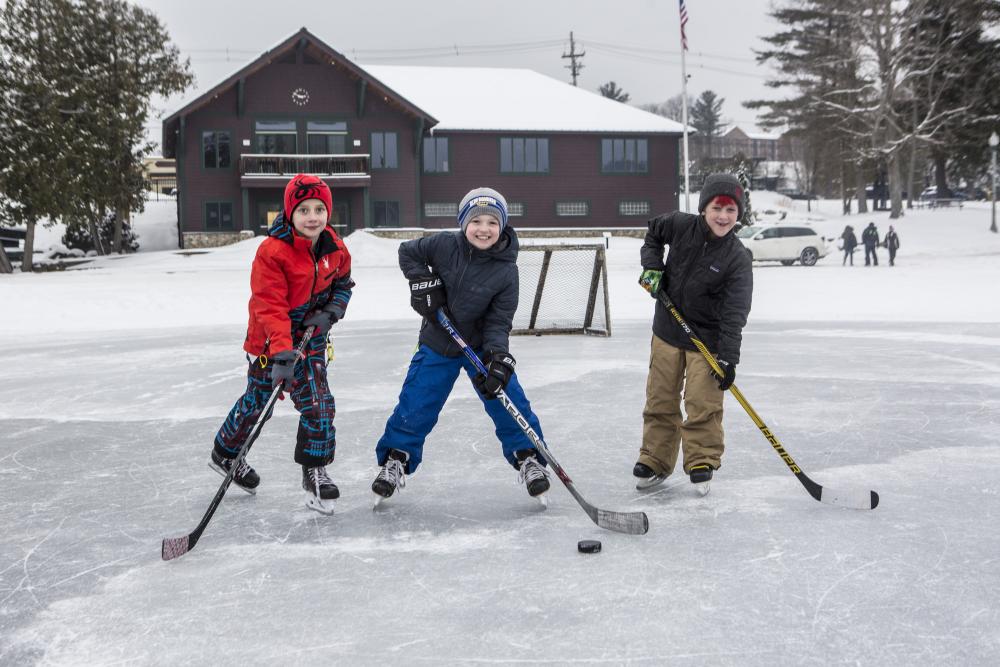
[363,65,684,134]
[161,28,437,157]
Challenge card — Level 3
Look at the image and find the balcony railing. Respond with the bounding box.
[240,154,370,178]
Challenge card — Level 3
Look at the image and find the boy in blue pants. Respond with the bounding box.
[371,187,550,503]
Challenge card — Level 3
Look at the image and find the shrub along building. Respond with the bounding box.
[163,28,683,248]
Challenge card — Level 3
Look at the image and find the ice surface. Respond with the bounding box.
[2,194,999,664]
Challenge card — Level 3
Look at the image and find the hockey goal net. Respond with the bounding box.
[512,243,611,337]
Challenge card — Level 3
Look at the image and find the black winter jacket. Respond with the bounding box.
[641,212,753,363]
[399,227,519,357]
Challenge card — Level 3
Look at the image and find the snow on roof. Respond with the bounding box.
[744,131,782,141]
[363,65,684,134]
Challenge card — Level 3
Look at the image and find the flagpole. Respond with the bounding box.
[679,0,691,212]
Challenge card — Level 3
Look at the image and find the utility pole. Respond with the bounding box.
[562,31,585,86]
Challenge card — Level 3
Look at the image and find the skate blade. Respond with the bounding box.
[533,493,549,508]
[304,493,335,515]
[693,481,711,496]
[372,492,391,510]
[635,474,669,491]
[208,461,256,495]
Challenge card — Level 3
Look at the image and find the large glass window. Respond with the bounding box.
[500,137,549,173]
[601,138,649,173]
[307,121,347,154]
[255,120,297,154]
[202,131,231,168]
[373,201,400,227]
[371,132,398,169]
[205,202,234,231]
[422,137,449,173]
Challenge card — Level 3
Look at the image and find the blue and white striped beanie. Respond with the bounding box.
[458,187,508,233]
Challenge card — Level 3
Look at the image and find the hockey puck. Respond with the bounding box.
[577,539,602,554]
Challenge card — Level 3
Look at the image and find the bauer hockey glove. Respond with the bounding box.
[638,269,663,297]
[473,351,516,400]
[712,359,736,391]
[409,274,446,318]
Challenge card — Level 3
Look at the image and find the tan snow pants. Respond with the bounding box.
[638,335,725,475]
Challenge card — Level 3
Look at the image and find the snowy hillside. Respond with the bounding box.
[1,193,998,664]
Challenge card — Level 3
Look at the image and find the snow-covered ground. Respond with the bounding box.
[2,193,999,664]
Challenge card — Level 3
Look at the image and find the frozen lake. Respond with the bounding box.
[3,317,998,664]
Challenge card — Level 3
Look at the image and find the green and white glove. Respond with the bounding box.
[638,269,663,297]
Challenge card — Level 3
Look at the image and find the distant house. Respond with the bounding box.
[141,157,176,195]
[162,28,683,249]
[689,126,790,162]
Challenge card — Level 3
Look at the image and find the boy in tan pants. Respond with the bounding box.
[634,173,753,491]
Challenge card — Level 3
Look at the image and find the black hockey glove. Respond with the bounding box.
[270,349,302,397]
[409,274,446,319]
[713,359,736,391]
[473,351,516,400]
[301,308,336,337]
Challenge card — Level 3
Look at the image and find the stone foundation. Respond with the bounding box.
[182,230,256,249]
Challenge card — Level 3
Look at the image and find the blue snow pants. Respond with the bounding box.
[214,335,336,467]
[375,344,545,474]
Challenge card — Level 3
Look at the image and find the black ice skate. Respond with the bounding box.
[302,465,339,514]
[372,449,407,507]
[688,464,714,496]
[633,461,669,491]
[209,449,260,495]
[516,449,550,506]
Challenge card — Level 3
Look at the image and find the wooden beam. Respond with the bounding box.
[357,79,367,118]
[237,78,245,117]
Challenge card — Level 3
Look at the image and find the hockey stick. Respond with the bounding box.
[655,292,879,510]
[161,327,316,560]
[435,310,649,535]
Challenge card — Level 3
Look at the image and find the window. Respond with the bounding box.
[759,228,780,239]
[601,138,649,173]
[500,137,549,173]
[424,202,457,217]
[423,137,449,173]
[618,200,651,216]
[371,132,398,169]
[508,202,525,217]
[556,201,589,217]
[202,131,231,168]
[255,120,297,154]
[373,201,400,227]
[307,121,347,154]
[205,202,234,231]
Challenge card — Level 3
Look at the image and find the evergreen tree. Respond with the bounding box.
[690,90,726,138]
[598,81,631,103]
[0,0,80,272]
[733,157,755,225]
[62,212,139,254]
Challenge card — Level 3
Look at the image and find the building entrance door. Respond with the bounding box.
[331,202,351,236]
[256,198,282,234]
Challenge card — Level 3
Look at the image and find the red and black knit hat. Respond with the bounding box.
[698,173,745,221]
[284,174,333,222]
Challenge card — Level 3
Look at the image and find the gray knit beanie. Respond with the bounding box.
[458,187,508,233]
[698,173,745,220]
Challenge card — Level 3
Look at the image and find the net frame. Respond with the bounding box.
[513,243,611,337]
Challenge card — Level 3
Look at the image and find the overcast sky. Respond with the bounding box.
[135,0,785,148]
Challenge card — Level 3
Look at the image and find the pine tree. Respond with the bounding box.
[733,158,755,225]
[0,0,80,271]
[598,81,631,103]
[690,91,726,138]
[62,212,139,254]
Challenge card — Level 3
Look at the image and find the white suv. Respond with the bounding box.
[737,224,829,266]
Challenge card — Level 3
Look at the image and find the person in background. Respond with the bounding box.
[840,225,858,266]
[885,225,900,266]
[862,221,880,266]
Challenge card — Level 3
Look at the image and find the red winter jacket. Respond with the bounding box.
[243,214,353,357]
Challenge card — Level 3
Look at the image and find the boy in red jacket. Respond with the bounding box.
[210,174,354,514]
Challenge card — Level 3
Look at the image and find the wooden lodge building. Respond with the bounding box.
[163,28,683,248]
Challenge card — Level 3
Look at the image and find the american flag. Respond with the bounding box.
[679,0,689,51]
